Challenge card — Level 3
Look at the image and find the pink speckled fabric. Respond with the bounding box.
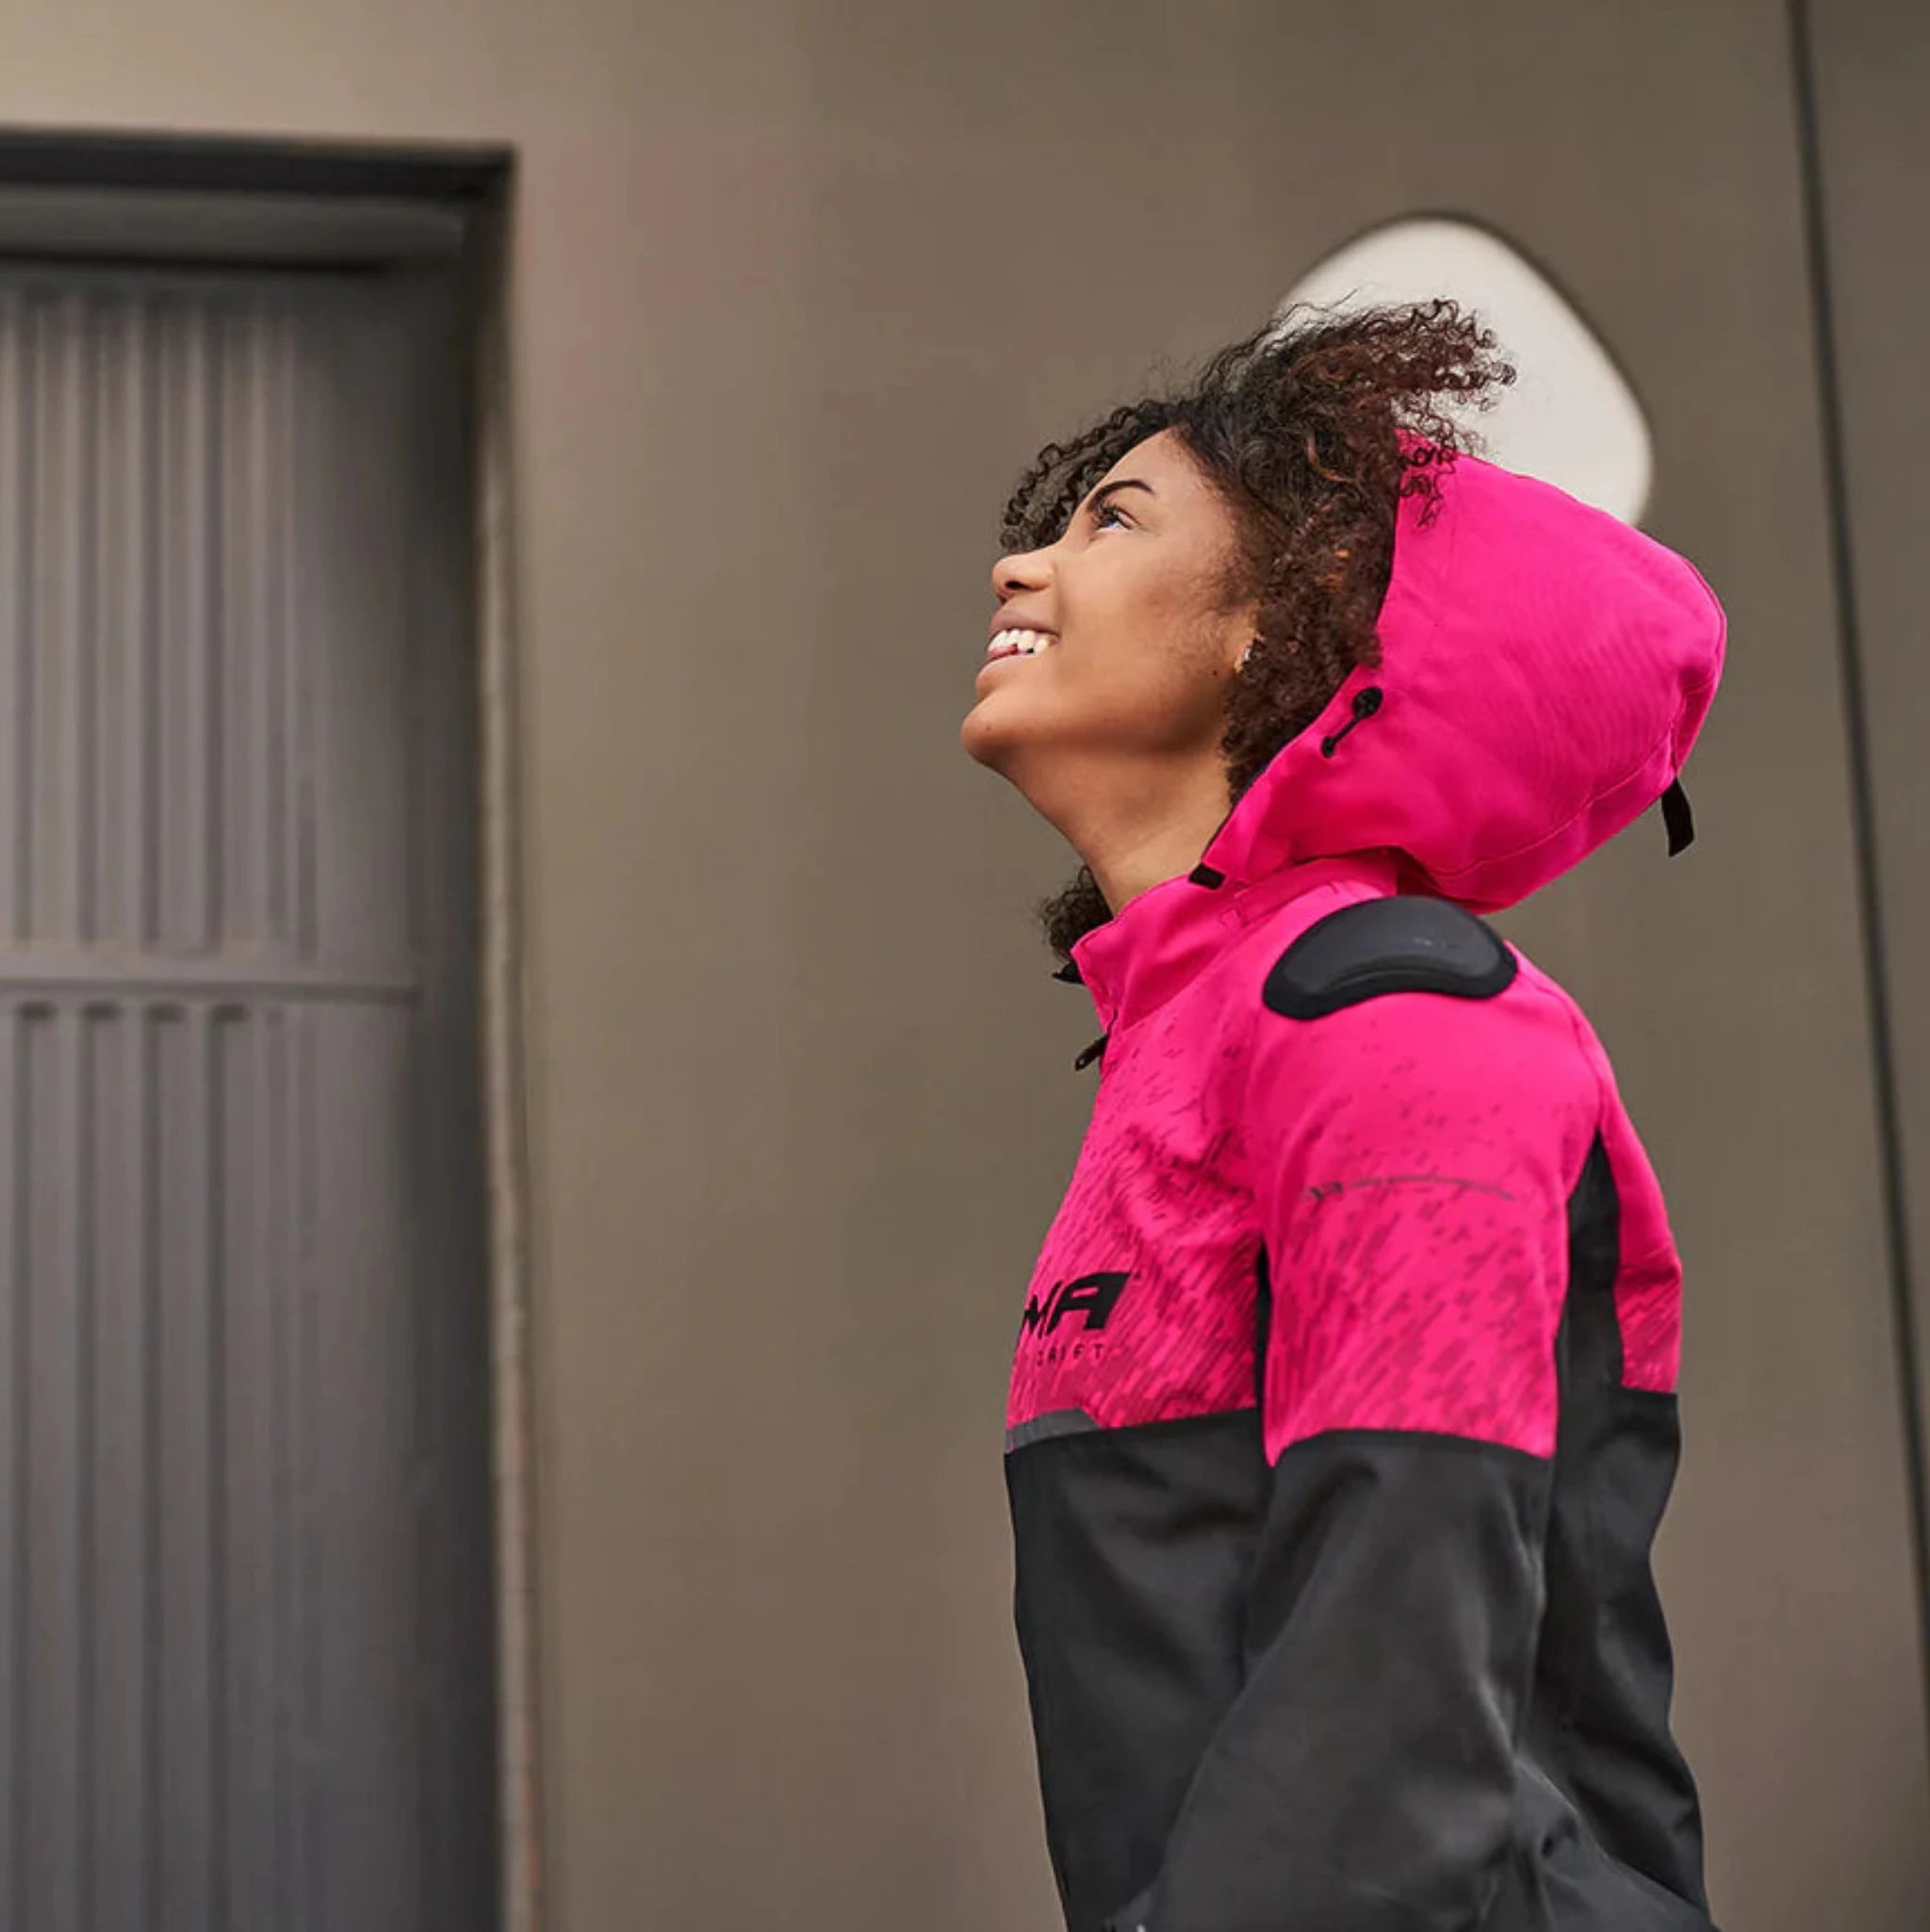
[1239,949,1601,1460]
[1006,452,1722,1460]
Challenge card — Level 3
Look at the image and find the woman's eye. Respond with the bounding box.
[1092,499,1128,530]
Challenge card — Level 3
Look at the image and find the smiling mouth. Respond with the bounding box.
[985,627,1056,663]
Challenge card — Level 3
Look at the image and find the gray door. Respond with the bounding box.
[0,264,494,1931]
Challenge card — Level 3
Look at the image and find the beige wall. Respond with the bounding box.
[3,2,1923,1927]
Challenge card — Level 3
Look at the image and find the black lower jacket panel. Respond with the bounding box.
[1008,1406,1714,1932]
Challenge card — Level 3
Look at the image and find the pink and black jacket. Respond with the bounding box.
[1005,452,1726,1932]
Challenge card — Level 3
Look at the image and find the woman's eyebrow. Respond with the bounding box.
[1085,477,1156,512]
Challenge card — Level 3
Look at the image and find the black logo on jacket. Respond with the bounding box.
[1021,1271,1130,1345]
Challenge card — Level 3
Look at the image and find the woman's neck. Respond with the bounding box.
[1047,758,1235,915]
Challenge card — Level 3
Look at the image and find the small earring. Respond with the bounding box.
[1236,641,1257,674]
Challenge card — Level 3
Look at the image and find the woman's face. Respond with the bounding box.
[961,429,1254,787]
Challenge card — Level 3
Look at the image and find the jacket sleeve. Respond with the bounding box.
[1111,986,1588,1932]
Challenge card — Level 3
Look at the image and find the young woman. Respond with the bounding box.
[962,303,1725,1932]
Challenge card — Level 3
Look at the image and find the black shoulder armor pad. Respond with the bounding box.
[1262,896,1517,1021]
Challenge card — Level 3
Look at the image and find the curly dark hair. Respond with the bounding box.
[1001,299,1515,962]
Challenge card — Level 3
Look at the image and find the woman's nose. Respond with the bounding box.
[991,548,1048,599]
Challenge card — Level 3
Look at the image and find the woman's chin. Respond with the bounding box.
[959,699,1018,772]
[962,680,1058,767]
[961,680,1023,763]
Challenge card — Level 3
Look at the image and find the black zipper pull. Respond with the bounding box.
[1074,1035,1107,1072]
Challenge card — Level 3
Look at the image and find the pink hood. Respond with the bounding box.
[1202,450,1726,906]
[1068,452,1726,1035]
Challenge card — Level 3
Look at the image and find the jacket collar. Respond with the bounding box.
[1064,850,1400,1038]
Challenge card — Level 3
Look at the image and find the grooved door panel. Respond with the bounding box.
[0,267,493,1932]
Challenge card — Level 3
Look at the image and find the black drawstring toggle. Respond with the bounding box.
[1320,685,1384,759]
[1074,1035,1107,1072]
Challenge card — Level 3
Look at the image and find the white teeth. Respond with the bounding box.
[987,627,1054,659]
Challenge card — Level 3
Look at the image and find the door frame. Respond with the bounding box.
[0,127,540,1932]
